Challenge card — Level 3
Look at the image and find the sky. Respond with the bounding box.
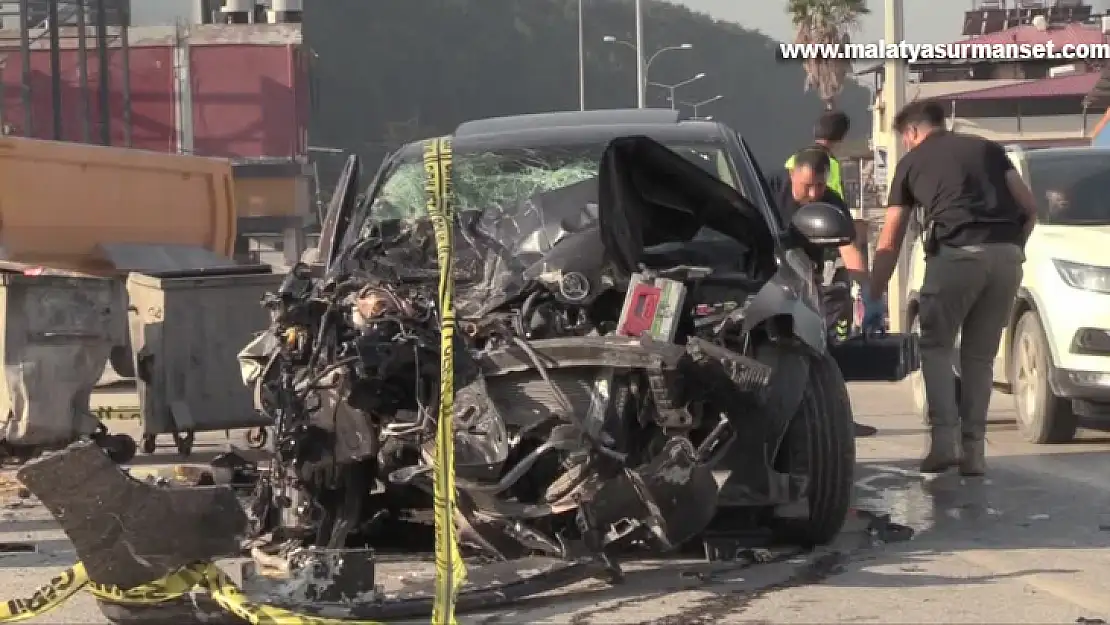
[678,0,972,45]
[133,0,975,44]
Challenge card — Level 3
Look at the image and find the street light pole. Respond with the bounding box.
[883,0,908,331]
[648,72,705,109]
[683,94,722,117]
[603,37,693,106]
[634,0,645,107]
[578,0,585,110]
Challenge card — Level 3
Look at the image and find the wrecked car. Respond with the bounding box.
[237,109,896,576]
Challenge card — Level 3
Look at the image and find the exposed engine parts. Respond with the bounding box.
[234,134,858,581]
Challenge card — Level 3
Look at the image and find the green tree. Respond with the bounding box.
[787,0,870,109]
[304,0,871,183]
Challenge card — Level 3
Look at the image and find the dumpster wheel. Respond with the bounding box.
[172,430,195,457]
[141,435,157,455]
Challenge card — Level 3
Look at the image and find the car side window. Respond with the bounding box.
[715,150,739,190]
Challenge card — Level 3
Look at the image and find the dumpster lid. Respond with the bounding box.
[96,243,245,276]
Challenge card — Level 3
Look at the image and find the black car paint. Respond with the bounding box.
[317,113,841,482]
[325,114,831,355]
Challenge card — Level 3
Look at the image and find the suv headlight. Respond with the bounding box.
[1053,259,1110,294]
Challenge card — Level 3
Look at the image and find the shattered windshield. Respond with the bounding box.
[367,142,739,223]
[343,139,753,318]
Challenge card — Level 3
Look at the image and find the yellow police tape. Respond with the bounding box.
[0,561,393,624]
[0,139,464,625]
[422,135,467,625]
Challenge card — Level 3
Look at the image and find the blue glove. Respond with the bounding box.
[861,293,886,333]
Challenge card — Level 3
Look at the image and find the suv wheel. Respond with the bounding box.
[908,308,961,426]
[1011,311,1078,444]
[774,353,855,546]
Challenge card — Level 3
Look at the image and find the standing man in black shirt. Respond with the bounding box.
[865,100,1038,476]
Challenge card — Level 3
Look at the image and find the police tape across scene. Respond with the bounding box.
[0,136,463,625]
[0,561,391,624]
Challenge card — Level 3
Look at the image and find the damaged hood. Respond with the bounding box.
[335,135,776,317]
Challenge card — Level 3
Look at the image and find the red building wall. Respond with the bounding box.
[0,43,305,159]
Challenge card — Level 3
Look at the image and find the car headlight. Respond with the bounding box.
[1053,259,1110,294]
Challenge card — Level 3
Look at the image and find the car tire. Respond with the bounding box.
[1011,310,1078,444]
[907,308,961,427]
[774,352,855,546]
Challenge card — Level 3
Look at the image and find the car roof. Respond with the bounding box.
[454,109,683,135]
[393,110,728,157]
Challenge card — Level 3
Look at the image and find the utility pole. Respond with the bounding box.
[634,0,644,108]
[578,0,585,110]
[48,0,62,139]
[882,0,908,331]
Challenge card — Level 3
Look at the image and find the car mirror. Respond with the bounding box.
[789,202,856,248]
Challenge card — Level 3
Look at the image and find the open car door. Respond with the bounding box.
[316,155,361,272]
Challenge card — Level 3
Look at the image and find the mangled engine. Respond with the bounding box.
[241,245,775,574]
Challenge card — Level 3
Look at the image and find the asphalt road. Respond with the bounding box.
[2,381,1108,624]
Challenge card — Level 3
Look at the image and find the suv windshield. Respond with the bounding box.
[366,141,739,223]
[1025,151,1110,225]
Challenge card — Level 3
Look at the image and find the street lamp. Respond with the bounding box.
[681,94,723,117]
[602,35,693,107]
[648,73,705,109]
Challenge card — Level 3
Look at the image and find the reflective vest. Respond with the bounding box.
[785,150,843,200]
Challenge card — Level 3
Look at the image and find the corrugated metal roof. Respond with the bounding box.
[943,71,1099,100]
[951,22,1104,47]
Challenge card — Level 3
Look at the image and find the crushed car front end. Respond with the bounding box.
[236,122,864,568]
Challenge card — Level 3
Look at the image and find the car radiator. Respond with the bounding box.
[485,369,600,431]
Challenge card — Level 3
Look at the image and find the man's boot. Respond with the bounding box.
[920,426,960,473]
[959,434,986,476]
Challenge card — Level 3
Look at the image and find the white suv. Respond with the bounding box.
[905,146,1110,443]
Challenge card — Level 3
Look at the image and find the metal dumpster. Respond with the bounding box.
[124,265,282,456]
[0,272,127,450]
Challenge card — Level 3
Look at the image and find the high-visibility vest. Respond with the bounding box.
[785,151,843,199]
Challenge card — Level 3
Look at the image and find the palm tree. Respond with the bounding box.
[788,0,869,109]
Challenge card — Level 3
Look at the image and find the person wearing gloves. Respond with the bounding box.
[861,100,1036,476]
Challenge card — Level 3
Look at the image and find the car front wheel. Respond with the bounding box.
[1011,310,1078,444]
[774,352,855,546]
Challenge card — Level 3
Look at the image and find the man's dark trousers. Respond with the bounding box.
[917,242,1023,474]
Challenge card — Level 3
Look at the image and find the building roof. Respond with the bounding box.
[1085,63,1110,108]
[908,79,1029,100]
[951,22,1105,48]
[941,71,1099,100]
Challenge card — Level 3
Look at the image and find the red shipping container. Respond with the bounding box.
[0,39,305,160]
[188,43,305,159]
